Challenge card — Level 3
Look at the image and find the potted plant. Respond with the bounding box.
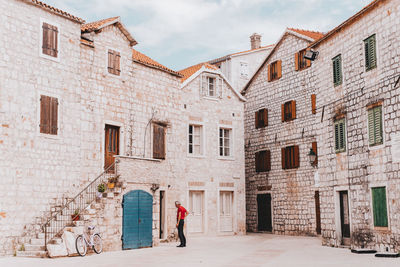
[71,209,80,221]
[97,183,106,199]
[107,176,117,189]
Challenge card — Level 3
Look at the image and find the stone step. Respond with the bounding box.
[30,238,45,246]
[24,244,46,251]
[16,250,47,258]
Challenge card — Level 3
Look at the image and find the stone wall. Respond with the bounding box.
[313,0,400,251]
[244,33,319,235]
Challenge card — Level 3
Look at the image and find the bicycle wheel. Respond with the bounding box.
[75,235,87,256]
[92,233,103,254]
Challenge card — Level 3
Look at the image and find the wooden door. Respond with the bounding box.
[257,194,272,231]
[339,191,351,244]
[104,125,119,170]
[315,191,321,235]
[220,191,233,232]
[188,191,204,233]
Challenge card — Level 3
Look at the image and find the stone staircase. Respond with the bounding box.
[15,163,123,258]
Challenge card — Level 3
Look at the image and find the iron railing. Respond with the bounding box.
[43,162,118,249]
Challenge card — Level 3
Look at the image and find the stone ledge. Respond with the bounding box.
[116,155,162,162]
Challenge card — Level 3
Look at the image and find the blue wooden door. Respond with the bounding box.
[122,190,153,249]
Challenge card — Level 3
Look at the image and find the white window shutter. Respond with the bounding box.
[218,77,223,98]
[201,74,207,96]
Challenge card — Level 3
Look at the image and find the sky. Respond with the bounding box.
[44,0,371,71]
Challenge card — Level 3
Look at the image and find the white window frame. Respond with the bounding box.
[105,47,122,78]
[240,61,249,78]
[39,18,61,62]
[218,125,234,160]
[201,73,223,99]
[187,123,205,157]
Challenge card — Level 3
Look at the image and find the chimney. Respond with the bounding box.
[250,33,261,50]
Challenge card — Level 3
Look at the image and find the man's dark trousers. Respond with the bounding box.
[178,219,186,246]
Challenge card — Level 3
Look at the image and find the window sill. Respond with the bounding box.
[335,150,346,154]
[218,156,235,161]
[40,53,60,63]
[187,154,206,159]
[368,142,384,151]
[38,132,61,140]
[203,96,220,102]
[374,226,390,233]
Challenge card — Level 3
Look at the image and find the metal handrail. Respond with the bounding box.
[43,161,118,249]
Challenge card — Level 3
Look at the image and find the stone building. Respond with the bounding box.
[209,34,273,93]
[178,62,246,236]
[311,0,400,251]
[0,0,245,257]
[242,28,324,235]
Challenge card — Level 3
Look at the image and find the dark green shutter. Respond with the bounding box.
[364,34,377,71]
[334,119,346,153]
[332,55,342,86]
[372,187,388,227]
[368,106,383,146]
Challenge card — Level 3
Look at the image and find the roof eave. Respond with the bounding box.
[133,59,182,78]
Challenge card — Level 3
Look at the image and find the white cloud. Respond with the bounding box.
[44,0,371,69]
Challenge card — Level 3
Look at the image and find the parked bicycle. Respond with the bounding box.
[75,226,102,256]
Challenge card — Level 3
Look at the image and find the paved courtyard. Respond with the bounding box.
[1,234,399,267]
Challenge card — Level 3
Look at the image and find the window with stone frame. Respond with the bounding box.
[255,108,268,129]
[295,49,311,71]
[371,187,388,227]
[332,54,343,86]
[188,124,203,156]
[42,22,58,58]
[368,105,383,146]
[334,118,346,153]
[364,34,377,71]
[207,77,215,96]
[108,49,121,75]
[40,95,58,135]
[219,128,232,157]
[255,150,271,172]
[153,123,166,159]
[267,60,282,82]
[281,145,300,169]
[281,100,296,122]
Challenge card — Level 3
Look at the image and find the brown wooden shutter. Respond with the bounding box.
[40,95,51,134]
[294,145,300,168]
[277,60,282,79]
[281,147,286,169]
[153,124,166,159]
[264,109,268,127]
[291,100,296,119]
[311,94,316,114]
[255,111,259,129]
[306,49,311,68]
[50,97,58,135]
[281,104,285,122]
[266,150,271,171]
[52,25,58,57]
[42,23,50,55]
[115,52,121,76]
[294,52,299,71]
[108,50,114,74]
[267,64,272,82]
[312,142,318,165]
[255,152,260,172]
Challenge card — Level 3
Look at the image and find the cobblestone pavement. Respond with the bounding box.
[1,234,399,267]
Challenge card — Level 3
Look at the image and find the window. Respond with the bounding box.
[295,49,311,71]
[40,95,58,135]
[312,142,318,166]
[368,105,383,146]
[281,101,296,122]
[334,119,346,153]
[153,123,166,159]
[364,34,377,71]
[219,128,231,157]
[332,55,342,86]
[207,77,215,96]
[281,145,300,169]
[42,22,58,58]
[188,124,202,155]
[255,108,268,129]
[268,60,282,82]
[311,94,316,114]
[372,187,388,227]
[255,150,271,172]
[240,62,249,78]
[108,49,121,75]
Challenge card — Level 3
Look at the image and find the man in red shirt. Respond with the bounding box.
[175,201,188,247]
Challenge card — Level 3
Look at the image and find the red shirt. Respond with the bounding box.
[177,206,187,220]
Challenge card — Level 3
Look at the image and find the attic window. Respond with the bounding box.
[108,49,121,75]
[207,77,215,96]
[201,74,222,98]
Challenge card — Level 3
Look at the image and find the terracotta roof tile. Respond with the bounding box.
[288,28,325,41]
[132,49,181,77]
[81,17,120,32]
[26,0,84,23]
[178,63,218,82]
